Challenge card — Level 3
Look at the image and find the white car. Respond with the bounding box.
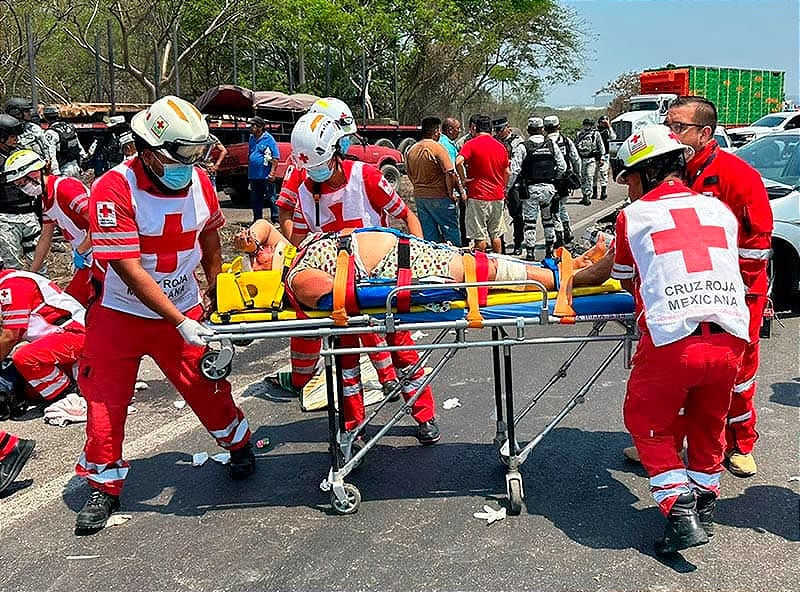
[714,126,734,151]
[735,130,800,312]
[727,111,800,148]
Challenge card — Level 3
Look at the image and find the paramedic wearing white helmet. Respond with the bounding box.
[276,97,359,238]
[74,96,254,532]
[4,149,94,305]
[611,125,749,555]
[276,112,440,445]
[273,99,401,402]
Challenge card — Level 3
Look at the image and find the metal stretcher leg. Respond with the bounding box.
[491,327,507,448]
[501,338,524,515]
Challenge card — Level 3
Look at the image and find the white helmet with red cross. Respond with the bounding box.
[290,112,347,169]
[613,125,694,182]
[130,95,213,164]
[309,97,357,135]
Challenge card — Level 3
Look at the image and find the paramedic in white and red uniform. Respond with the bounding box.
[611,126,749,555]
[3,149,94,306]
[73,96,254,533]
[0,260,85,403]
[283,111,439,445]
[274,97,400,398]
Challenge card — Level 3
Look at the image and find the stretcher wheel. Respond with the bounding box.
[199,351,232,380]
[331,483,361,515]
[507,478,523,516]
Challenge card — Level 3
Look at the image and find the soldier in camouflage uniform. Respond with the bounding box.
[5,98,58,174]
[544,115,581,247]
[0,115,41,270]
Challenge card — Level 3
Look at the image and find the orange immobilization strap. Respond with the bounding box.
[331,249,352,326]
[462,253,484,329]
[554,247,576,323]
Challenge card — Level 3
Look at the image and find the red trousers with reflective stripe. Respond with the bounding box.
[75,304,250,495]
[12,328,84,401]
[341,330,435,430]
[725,293,765,454]
[624,329,745,515]
[289,333,398,389]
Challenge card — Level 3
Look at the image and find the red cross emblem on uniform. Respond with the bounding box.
[139,213,197,273]
[100,203,113,218]
[298,153,309,164]
[651,208,728,273]
[320,202,363,233]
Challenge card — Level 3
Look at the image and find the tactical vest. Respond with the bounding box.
[521,139,558,183]
[50,121,80,163]
[0,150,37,215]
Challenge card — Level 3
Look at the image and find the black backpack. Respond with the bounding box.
[50,121,80,162]
[521,138,558,183]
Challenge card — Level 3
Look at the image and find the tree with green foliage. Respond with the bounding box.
[599,70,640,119]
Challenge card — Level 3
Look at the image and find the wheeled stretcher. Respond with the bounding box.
[201,254,637,515]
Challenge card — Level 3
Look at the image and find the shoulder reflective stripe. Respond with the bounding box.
[738,248,771,260]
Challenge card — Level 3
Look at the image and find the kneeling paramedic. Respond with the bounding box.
[611,126,749,555]
[0,257,85,409]
[74,96,254,532]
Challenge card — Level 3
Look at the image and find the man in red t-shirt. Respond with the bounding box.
[456,115,510,253]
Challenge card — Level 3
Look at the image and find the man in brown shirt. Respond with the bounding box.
[405,116,462,245]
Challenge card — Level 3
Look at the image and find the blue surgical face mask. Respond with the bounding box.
[307,163,333,183]
[338,136,352,154]
[159,162,194,190]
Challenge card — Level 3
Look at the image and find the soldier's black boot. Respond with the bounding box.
[525,248,536,262]
[654,492,709,555]
[592,185,598,200]
[695,490,717,538]
[554,231,564,249]
[544,242,555,260]
[600,186,608,200]
[563,223,574,245]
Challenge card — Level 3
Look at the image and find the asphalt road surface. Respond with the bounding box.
[1,182,798,592]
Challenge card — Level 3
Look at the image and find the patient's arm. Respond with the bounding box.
[290,269,335,309]
[573,246,614,287]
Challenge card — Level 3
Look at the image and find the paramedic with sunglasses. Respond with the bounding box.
[73,96,254,533]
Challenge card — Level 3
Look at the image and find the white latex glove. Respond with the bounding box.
[473,505,506,525]
[176,317,214,346]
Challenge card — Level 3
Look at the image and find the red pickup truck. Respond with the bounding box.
[196,87,406,203]
[212,129,405,204]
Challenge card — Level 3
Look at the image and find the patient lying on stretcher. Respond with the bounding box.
[234,221,614,310]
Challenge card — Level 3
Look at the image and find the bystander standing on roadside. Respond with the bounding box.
[439,117,468,245]
[405,116,461,245]
[247,116,280,223]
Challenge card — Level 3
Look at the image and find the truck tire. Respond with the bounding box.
[397,137,417,156]
[379,163,402,189]
[375,138,396,150]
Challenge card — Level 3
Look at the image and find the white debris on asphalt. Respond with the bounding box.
[442,397,462,410]
[473,504,506,525]
[211,452,231,465]
[173,399,186,409]
[134,381,149,391]
[789,475,800,482]
[410,331,427,340]
[105,514,132,528]
[192,452,209,467]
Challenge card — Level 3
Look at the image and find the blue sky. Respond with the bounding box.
[542,0,800,107]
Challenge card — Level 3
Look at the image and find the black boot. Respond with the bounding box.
[592,185,598,200]
[229,442,256,480]
[0,437,35,493]
[553,231,564,249]
[544,242,555,260]
[580,195,591,206]
[600,186,608,200]
[695,490,717,538]
[563,224,574,245]
[383,379,401,402]
[75,489,120,531]
[416,418,441,445]
[654,492,709,555]
[525,248,536,262]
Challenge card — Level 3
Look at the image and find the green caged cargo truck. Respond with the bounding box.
[639,65,785,126]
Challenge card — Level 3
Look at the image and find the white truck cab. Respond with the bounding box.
[608,93,678,157]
